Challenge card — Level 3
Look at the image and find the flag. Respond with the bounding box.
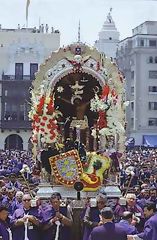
[26,0,30,21]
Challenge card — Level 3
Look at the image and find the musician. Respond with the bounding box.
[11,194,41,240]
[42,192,73,240]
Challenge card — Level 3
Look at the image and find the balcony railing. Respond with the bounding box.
[2,75,34,81]
[0,120,32,129]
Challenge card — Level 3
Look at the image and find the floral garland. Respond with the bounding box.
[90,68,128,147]
[29,85,62,147]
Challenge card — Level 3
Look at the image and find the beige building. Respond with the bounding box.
[0,24,60,150]
[117,21,157,146]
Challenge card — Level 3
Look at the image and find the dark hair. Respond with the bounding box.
[10,173,16,178]
[101,207,113,219]
[144,202,156,212]
[50,192,62,200]
[122,211,133,220]
[149,187,156,192]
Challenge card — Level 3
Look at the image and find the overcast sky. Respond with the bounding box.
[0,0,157,46]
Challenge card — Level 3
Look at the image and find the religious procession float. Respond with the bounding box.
[28,41,128,202]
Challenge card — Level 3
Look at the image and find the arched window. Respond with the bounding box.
[5,134,23,150]
[149,56,153,63]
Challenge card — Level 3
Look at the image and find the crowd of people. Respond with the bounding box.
[0,147,156,239]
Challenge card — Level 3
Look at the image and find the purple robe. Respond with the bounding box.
[114,203,144,232]
[0,220,11,240]
[11,207,42,240]
[41,206,72,240]
[137,213,157,240]
[81,206,101,240]
[117,220,138,235]
[114,203,144,220]
[89,222,127,240]
[5,181,22,190]
[2,197,16,215]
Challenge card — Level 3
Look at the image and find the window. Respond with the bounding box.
[149,102,157,110]
[19,104,25,121]
[149,71,157,79]
[131,71,134,79]
[131,86,134,95]
[4,90,8,96]
[149,86,157,92]
[148,118,157,126]
[30,63,38,80]
[155,57,157,63]
[131,118,134,127]
[109,37,112,40]
[149,40,157,47]
[149,56,153,63]
[140,39,144,46]
[15,63,23,80]
[131,102,134,111]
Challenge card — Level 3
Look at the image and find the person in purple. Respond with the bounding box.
[42,192,73,240]
[11,194,41,240]
[148,175,157,188]
[137,189,150,209]
[148,187,157,205]
[114,193,144,232]
[81,194,107,240]
[1,187,7,198]
[117,211,138,235]
[5,174,21,190]
[2,188,16,215]
[0,205,12,240]
[89,207,127,240]
[14,191,24,210]
[128,202,157,240]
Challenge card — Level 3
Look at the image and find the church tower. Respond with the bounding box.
[94,9,120,59]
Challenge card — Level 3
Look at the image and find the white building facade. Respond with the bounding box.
[117,21,157,146]
[0,24,60,150]
[94,10,120,59]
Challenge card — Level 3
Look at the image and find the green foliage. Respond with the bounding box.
[93,159,102,170]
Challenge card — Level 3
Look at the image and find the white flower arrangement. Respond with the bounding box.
[90,94,110,112]
[20,164,31,174]
[57,86,64,93]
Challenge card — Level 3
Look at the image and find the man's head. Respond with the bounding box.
[149,175,154,182]
[22,194,32,209]
[141,189,150,199]
[121,211,133,224]
[144,202,156,218]
[126,193,136,207]
[96,194,107,210]
[21,185,29,194]
[50,192,62,211]
[10,173,17,183]
[149,188,157,198]
[0,206,9,221]
[16,191,24,202]
[7,188,15,200]
[101,207,114,223]
[1,186,7,195]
